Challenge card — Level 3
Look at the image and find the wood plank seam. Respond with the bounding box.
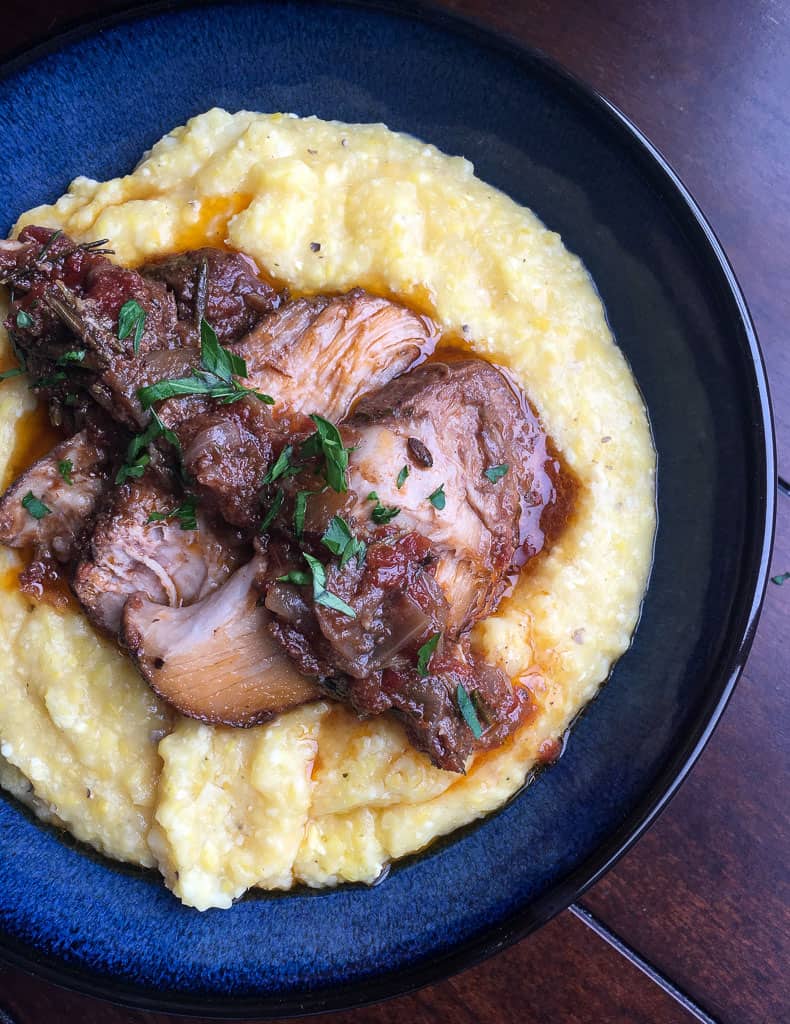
[570,904,722,1024]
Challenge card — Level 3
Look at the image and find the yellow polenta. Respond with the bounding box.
[0,109,655,910]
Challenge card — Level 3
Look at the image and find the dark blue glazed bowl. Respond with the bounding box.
[0,1,774,1016]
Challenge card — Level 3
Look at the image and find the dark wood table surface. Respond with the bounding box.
[1,1,788,1021]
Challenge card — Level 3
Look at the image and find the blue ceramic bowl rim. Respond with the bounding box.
[0,0,776,1016]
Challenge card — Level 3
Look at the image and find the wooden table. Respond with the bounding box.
[1,1,787,1021]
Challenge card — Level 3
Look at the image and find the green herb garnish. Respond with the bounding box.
[416,632,441,677]
[56,349,86,365]
[484,464,509,484]
[262,445,297,485]
[115,452,150,485]
[456,683,483,739]
[15,310,33,329]
[115,410,180,485]
[371,503,400,525]
[147,496,198,531]
[302,552,356,618]
[118,299,146,355]
[21,491,51,520]
[137,318,274,408]
[0,368,23,382]
[276,570,311,586]
[198,317,247,381]
[31,371,67,389]
[57,459,74,486]
[428,484,446,510]
[396,465,410,489]
[259,487,284,533]
[300,414,352,492]
[770,571,790,586]
[366,491,379,502]
[321,515,366,568]
[293,489,313,537]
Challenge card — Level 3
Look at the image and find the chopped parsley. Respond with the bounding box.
[259,487,284,533]
[56,349,86,365]
[262,445,298,485]
[57,459,74,486]
[321,515,366,568]
[117,299,146,355]
[115,409,180,485]
[137,318,274,408]
[0,368,22,382]
[198,317,247,381]
[366,491,379,502]
[428,484,446,510]
[416,632,441,676]
[300,414,352,492]
[456,683,483,739]
[15,310,33,329]
[293,489,313,537]
[770,571,790,586]
[21,491,51,520]
[276,570,311,586]
[302,552,356,618]
[147,496,198,531]
[484,464,509,484]
[115,452,150,485]
[371,503,400,525]
[396,465,410,489]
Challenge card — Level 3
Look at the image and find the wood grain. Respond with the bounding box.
[0,908,701,1024]
[0,1,787,1022]
[581,492,790,1023]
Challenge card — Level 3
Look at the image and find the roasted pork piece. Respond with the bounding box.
[228,289,438,424]
[0,427,114,597]
[72,469,245,636]
[122,555,322,725]
[140,248,282,344]
[156,289,438,529]
[0,227,574,771]
[258,358,570,769]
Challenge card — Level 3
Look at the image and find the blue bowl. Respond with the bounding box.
[0,1,774,1016]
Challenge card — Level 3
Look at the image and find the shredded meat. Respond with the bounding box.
[229,288,438,425]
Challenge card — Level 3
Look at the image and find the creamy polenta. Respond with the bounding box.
[0,109,655,910]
